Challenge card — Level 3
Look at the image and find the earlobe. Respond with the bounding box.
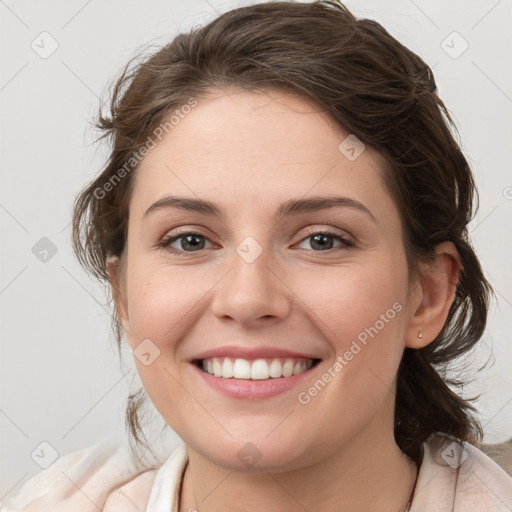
[106,255,131,336]
[405,241,461,349]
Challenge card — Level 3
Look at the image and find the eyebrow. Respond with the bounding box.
[143,195,377,223]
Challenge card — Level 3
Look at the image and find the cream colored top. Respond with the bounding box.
[1,434,512,511]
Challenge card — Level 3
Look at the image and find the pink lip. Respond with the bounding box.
[190,345,319,362]
[192,362,318,400]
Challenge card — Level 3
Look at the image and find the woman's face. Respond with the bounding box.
[114,88,422,471]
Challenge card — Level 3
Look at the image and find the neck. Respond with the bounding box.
[179,402,418,512]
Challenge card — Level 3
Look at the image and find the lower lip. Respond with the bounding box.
[192,362,319,400]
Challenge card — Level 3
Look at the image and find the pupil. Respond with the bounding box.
[183,235,204,251]
[179,234,335,252]
[311,234,332,251]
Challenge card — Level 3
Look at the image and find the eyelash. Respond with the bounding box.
[157,229,355,256]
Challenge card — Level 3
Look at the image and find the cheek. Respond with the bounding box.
[295,253,408,344]
[125,262,200,343]
[294,253,409,395]
[122,264,205,418]
[125,246,410,361]
[122,259,222,410]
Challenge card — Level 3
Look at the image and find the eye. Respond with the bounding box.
[295,230,354,252]
[158,232,213,255]
[158,229,355,256]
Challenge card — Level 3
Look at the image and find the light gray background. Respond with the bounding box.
[1,0,511,499]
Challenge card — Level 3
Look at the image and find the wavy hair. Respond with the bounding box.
[72,0,493,468]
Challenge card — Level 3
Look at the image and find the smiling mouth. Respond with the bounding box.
[194,356,322,380]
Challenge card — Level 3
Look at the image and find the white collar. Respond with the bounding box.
[146,443,188,512]
[146,435,512,511]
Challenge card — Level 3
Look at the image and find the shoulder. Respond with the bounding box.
[455,439,512,510]
[411,433,512,511]
[479,440,512,477]
[0,438,159,512]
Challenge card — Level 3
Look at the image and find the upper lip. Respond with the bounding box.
[190,345,321,361]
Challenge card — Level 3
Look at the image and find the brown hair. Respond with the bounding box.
[72,0,493,468]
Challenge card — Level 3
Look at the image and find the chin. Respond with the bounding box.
[187,432,318,473]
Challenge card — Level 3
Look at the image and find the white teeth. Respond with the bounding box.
[200,357,315,379]
[233,358,251,379]
[222,357,234,378]
[212,358,222,377]
[269,359,283,378]
[251,359,269,380]
[282,360,294,377]
[292,361,303,376]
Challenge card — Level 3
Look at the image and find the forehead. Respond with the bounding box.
[130,87,396,222]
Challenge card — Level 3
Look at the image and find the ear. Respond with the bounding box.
[405,241,461,348]
[106,255,131,338]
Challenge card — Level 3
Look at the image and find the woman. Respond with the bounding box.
[2,1,511,511]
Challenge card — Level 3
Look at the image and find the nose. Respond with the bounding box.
[210,246,292,327]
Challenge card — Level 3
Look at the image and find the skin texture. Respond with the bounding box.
[108,88,461,511]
